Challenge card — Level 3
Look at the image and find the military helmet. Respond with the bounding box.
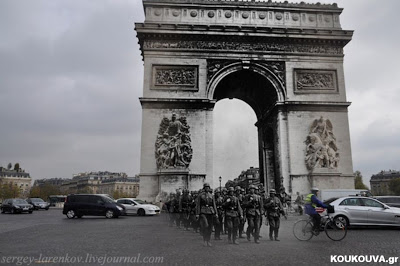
[249,185,257,189]
[222,187,227,192]
[241,188,245,192]
[203,183,211,188]
[235,186,241,191]
[228,187,235,192]
[269,189,276,194]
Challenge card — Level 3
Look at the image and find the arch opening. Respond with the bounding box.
[212,68,281,190]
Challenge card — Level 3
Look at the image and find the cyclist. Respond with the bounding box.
[304,187,328,235]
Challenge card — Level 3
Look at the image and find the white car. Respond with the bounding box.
[116,198,160,216]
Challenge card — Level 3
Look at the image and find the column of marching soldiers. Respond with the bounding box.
[164,183,287,247]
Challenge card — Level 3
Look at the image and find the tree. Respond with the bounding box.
[388,178,400,196]
[29,184,62,200]
[354,171,368,190]
[0,183,20,200]
[7,163,12,170]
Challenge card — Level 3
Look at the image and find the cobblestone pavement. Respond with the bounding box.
[0,209,399,266]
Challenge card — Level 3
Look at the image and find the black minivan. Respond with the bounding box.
[63,194,126,219]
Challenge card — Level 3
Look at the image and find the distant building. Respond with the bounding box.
[235,167,260,190]
[370,170,400,195]
[0,164,32,197]
[60,171,140,197]
[33,178,68,187]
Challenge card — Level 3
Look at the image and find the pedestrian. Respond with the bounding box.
[223,187,243,244]
[244,185,263,244]
[214,188,224,240]
[196,183,218,247]
[264,189,286,241]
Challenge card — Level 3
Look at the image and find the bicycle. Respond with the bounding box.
[293,205,347,241]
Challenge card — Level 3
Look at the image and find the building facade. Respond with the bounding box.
[370,170,400,196]
[60,172,140,198]
[0,164,32,197]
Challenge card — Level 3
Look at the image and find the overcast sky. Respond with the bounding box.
[0,0,399,187]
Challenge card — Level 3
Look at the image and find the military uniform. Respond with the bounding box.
[179,189,192,230]
[214,190,224,240]
[189,191,199,232]
[223,187,243,244]
[244,185,263,244]
[196,183,218,247]
[235,186,245,238]
[264,189,285,241]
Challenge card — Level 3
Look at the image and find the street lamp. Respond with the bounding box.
[219,176,222,192]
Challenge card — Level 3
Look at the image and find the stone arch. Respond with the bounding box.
[207,61,286,105]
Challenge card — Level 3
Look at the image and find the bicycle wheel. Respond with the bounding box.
[293,219,314,241]
[324,217,347,241]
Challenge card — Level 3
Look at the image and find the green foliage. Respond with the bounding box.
[388,178,400,196]
[354,171,368,190]
[0,183,21,200]
[14,163,20,171]
[7,163,12,170]
[112,190,131,200]
[29,184,62,200]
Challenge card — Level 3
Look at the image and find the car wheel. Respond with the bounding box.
[1,209,4,214]
[105,210,115,219]
[29,211,33,214]
[45,208,49,210]
[77,215,82,218]
[334,215,349,227]
[138,209,145,216]
[66,210,76,219]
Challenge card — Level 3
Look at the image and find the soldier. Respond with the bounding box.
[221,187,228,234]
[196,183,218,247]
[214,188,224,240]
[235,186,245,238]
[244,185,263,244]
[165,193,175,227]
[239,188,246,238]
[174,190,182,228]
[179,189,192,230]
[223,187,243,244]
[258,185,266,237]
[264,189,286,241]
[189,191,199,232]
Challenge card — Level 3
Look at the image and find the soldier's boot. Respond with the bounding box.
[246,232,251,242]
[203,241,208,247]
[207,241,212,247]
[228,231,232,243]
[269,227,274,241]
[254,237,260,244]
[274,230,280,241]
[233,233,239,245]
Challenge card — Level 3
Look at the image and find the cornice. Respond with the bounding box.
[139,97,216,109]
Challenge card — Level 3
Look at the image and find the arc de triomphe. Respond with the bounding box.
[135,0,354,202]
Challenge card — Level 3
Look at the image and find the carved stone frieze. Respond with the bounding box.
[305,117,339,172]
[152,65,198,90]
[155,113,193,170]
[144,39,343,56]
[294,69,337,93]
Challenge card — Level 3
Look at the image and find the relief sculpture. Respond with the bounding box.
[305,117,339,171]
[155,67,196,86]
[297,72,335,90]
[155,113,193,169]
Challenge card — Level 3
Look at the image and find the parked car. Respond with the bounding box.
[63,194,126,219]
[1,199,33,214]
[328,196,400,227]
[374,196,400,208]
[116,198,160,216]
[26,198,50,210]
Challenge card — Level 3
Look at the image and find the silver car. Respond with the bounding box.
[329,196,400,227]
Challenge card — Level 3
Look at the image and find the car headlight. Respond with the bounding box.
[117,206,123,211]
[15,206,20,209]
